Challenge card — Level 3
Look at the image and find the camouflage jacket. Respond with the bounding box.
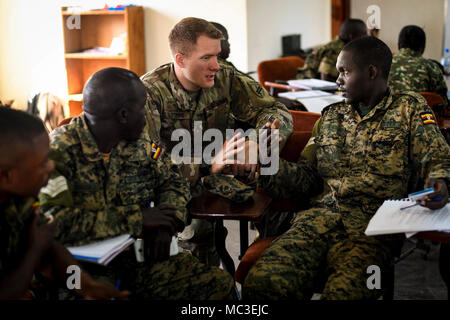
[38,115,190,246]
[297,37,344,80]
[0,196,35,276]
[259,91,450,235]
[141,62,293,172]
[389,48,449,105]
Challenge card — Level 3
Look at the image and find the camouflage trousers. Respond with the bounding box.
[61,250,235,300]
[243,208,394,300]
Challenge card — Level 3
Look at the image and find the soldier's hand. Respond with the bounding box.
[28,214,56,255]
[259,120,282,167]
[420,178,448,210]
[142,204,178,234]
[143,228,172,264]
[211,132,245,175]
[232,140,258,182]
[77,273,130,300]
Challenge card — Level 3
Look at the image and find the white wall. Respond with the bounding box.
[351,0,446,61]
[0,0,248,109]
[246,0,331,74]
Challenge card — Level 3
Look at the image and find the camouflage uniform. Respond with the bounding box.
[0,196,35,280]
[141,61,293,265]
[244,91,450,300]
[297,37,345,80]
[389,48,449,105]
[38,114,235,300]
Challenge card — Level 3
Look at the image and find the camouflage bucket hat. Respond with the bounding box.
[202,174,255,203]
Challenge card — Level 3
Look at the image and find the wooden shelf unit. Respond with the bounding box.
[61,6,145,116]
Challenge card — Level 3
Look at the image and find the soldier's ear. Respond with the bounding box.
[116,107,128,124]
[0,167,17,189]
[175,53,185,68]
[368,64,378,80]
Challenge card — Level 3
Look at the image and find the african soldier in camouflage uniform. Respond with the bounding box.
[388,25,448,105]
[297,19,367,81]
[0,107,128,300]
[244,37,450,300]
[38,68,235,300]
[141,17,293,266]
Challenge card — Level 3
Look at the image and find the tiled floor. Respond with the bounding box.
[223,220,448,300]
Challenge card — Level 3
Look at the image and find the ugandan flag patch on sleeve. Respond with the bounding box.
[151,142,162,160]
[420,112,436,125]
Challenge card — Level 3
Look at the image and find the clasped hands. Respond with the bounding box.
[210,119,282,181]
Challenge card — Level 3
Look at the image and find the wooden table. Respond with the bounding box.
[190,191,272,275]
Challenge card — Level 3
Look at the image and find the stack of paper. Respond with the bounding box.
[278,90,333,100]
[365,200,450,236]
[298,95,344,114]
[287,79,339,91]
[67,234,135,266]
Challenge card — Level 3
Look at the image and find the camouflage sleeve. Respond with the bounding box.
[296,49,321,79]
[409,96,450,184]
[257,158,322,200]
[299,116,322,164]
[318,56,339,78]
[229,70,293,149]
[38,150,143,246]
[153,153,191,231]
[426,59,449,106]
[143,88,163,144]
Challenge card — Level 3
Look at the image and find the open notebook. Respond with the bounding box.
[67,234,179,265]
[365,200,450,236]
[67,234,135,266]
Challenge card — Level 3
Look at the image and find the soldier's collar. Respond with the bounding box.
[116,124,153,161]
[398,48,421,57]
[347,89,393,119]
[168,63,201,111]
[74,114,103,162]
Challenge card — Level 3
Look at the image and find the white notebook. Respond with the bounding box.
[365,200,450,236]
[67,234,135,266]
[67,234,179,265]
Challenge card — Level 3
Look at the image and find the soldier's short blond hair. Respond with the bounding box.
[169,17,223,57]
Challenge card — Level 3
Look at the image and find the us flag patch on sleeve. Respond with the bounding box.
[420,112,436,125]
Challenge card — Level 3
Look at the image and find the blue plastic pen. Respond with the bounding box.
[401,196,443,211]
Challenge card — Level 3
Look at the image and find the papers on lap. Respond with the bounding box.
[365,200,450,236]
[67,234,135,265]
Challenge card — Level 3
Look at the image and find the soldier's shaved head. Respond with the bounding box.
[339,19,368,43]
[82,67,146,118]
[0,107,47,169]
[398,25,426,53]
[342,36,392,80]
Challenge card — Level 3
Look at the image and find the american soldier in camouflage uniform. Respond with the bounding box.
[141,17,293,265]
[38,68,235,300]
[388,25,448,105]
[297,19,367,81]
[244,37,450,300]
